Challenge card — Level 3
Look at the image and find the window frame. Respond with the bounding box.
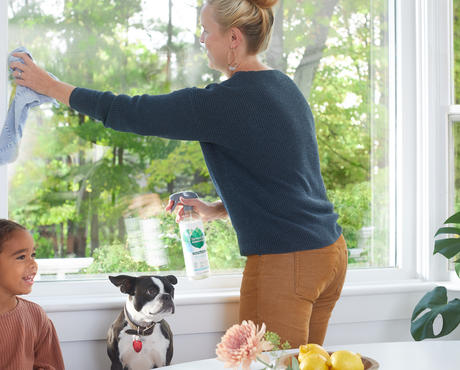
[0,0,456,300]
[411,0,452,282]
[0,0,7,219]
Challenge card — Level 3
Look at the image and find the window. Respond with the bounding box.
[4,0,393,280]
[449,0,460,273]
[452,0,460,211]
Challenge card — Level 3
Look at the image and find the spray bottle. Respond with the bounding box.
[169,191,210,279]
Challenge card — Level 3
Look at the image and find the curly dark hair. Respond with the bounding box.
[0,219,26,252]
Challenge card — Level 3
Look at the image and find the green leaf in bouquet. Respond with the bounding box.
[287,356,300,370]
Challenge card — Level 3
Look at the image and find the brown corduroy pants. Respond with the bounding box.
[239,235,347,348]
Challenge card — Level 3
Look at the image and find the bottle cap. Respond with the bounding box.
[169,191,198,212]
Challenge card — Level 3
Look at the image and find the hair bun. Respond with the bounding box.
[250,0,278,9]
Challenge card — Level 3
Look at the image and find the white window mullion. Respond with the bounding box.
[414,0,452,282]
[396,0,418,278]
[0,0,7,219]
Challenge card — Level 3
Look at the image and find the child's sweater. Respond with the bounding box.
[0,297,65,370]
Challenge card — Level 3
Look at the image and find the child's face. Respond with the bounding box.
[0,230,37,298]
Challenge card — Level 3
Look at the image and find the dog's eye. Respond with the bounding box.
[146,288,156,296]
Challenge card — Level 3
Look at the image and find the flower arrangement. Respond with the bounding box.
[216,321,372,369]
[216,320,299,370]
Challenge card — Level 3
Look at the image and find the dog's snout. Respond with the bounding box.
[161,293,172,302]
[161,294,175,314]
[162,294,174,308]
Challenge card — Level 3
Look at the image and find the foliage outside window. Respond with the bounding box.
[453,0,460,211]
[6,0,392,278]
[450,0,460,274]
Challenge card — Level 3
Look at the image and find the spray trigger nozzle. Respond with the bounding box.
[169,191,198,212]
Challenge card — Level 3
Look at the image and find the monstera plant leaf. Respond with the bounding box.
[434,211,460,277]
[411,286,460,340]
[411,212,460,341]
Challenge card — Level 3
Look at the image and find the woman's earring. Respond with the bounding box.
[227,48,238,72]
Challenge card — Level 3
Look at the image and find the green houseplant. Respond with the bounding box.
[410,212,460,340]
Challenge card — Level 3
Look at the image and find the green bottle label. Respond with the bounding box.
[182,227,205,249]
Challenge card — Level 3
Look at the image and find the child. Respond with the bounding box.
[0,219,65,370]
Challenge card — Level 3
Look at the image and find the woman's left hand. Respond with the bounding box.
[9,52,75,106]
[9,52,56,96]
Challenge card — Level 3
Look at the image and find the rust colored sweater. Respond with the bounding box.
[0,297,65,370]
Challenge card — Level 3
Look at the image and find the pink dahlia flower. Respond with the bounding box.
[216,320,273,369]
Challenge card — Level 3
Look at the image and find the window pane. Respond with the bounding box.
[450,120,460,272]
[452,0,460,273]
[7,0,393,279]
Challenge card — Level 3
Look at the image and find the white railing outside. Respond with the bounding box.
[36,258,94,280]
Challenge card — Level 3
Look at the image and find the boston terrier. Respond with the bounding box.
[107,274,177,370]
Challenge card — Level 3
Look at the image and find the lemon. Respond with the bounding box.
[298,343,331,363]
[330,350,364,370]
[299,352,330,370]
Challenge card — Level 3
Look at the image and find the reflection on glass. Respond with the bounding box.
[7,0,391,278]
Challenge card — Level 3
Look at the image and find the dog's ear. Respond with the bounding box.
[109,275,136,295]
[165,275,178,285]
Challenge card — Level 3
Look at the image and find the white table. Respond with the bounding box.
[159,340,459,369]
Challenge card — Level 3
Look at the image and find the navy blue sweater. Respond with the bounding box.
[69,70,342,256]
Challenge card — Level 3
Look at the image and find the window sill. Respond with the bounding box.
[28,275,446,313]
[29,273,242,312]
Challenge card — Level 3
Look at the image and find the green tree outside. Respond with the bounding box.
[7,0,391,274]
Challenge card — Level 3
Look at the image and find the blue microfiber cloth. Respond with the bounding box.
[0,46,58,165]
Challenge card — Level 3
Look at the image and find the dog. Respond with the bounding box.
[107,274,177,370]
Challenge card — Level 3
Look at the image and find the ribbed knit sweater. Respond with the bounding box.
[70,70,342,256]
[0,297,64,370]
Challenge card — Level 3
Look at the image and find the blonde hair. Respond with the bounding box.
[206,0,278,54]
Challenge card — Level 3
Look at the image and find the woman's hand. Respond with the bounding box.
[9,52,75,106]
[165,197,228,223]
[10,52,55,95]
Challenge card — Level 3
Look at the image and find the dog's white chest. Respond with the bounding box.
[118,325,170,369]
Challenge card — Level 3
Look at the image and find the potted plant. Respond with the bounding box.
[410,212,460,340]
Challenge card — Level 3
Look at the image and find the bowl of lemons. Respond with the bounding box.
[278,343,379,370]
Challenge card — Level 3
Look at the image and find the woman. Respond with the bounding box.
[10,0,347,347]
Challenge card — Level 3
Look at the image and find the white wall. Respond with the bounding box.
[31,281,460,370]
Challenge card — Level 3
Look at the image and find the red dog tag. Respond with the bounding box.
[133,336,142,353]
